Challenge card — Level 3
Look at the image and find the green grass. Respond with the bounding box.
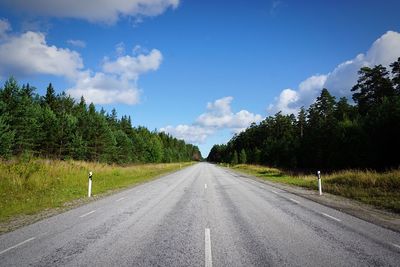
[229,164,400,213]
[0,158,192,222]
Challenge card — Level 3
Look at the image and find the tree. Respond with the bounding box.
[43,83,57,110]
[390,57,400,94]
[114,129,133,164]
[0,115,14,158]
[0,76,203,164]
[231,150,238,165]
[239,149,247,164]
[69,133,87,160]
[351,65,394,115]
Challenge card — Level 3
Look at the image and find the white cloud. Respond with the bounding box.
[66,71,141,105]
[269,31,400,115]
[67,39,86,48]
[196,96,263,131]
[160,125,214,144]
[0,21,162,105]
[67,49,162,105]
[162,97,263,144]
[1,0,180,24]
[102,49,162,80]
[0,31,83,79]
[268,88,299,115]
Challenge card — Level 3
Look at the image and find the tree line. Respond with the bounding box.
[207,58,400,171]
[0,78,202,163]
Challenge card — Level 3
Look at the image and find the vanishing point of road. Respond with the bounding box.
[1,163,399,266]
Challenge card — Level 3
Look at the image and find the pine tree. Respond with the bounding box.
[0,115,15,158]
[390,57,400,94]
[351,65,394,115]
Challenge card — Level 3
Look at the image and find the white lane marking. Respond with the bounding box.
[205,184,207,189]
[271,190,279,194]
[288,198,300,204]
[205,228,212,267]
[79,210,96,218]
[116,197,125,202]
[392,243,400,249]
[321,212,341,222]
[0,237,36,255]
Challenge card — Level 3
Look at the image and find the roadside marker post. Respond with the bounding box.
[88,171,93,197]
[317,171,322,195]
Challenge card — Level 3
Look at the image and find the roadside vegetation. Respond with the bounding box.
[229,164,400,213]
[0,158,192,223]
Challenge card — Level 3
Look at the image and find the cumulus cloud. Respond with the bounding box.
[0,21,162,105]
[160,125,214,144]
[66,71,141,105]
[102,49,162,80]
[67,49,162,104]
[269,31,400,115]
[1,0,180,24]
[161,97,263,144]
[196,96,263,132]
[0,31,83,79]
[67,39,86,48]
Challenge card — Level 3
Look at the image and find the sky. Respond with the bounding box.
[0,0,399,157]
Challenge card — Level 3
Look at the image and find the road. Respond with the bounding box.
[0,163,399,266]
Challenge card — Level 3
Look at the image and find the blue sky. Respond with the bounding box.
[0,0,400,157]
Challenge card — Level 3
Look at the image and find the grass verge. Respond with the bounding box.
[0,158,192,223]
[228,164,400,213]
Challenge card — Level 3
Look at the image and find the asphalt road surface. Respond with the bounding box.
[1,163,399,266]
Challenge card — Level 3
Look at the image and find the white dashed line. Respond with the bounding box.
[289,198,300,204]
[205,184,207,189]
[0,237,36,255]
[392,243,400,249]
[116,197,125,202]
[79,210,96,218]
[321,212,341,222]
[205,228,212,267]
[271,190,279,194]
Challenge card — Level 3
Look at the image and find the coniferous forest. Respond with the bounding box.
[208,58,400,171]
[0,78,201,163]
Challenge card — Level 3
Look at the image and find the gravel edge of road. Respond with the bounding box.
[225,166,400,233]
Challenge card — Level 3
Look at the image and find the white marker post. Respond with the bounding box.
[317,171,322,195]
[88,171,93,197]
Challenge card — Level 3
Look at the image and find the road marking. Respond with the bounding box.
[116,197,125,202]
[321,212,341,222]
[79,210,96,218]
[271,190,279,194]
[0,237,36,255]
[205,184,207,189]
[392,243,400,249]
[205,228,212,267]
[289,198,300,204]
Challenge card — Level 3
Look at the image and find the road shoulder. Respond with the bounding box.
[225,167,400,233]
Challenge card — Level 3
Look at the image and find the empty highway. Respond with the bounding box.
[0,163,399,266]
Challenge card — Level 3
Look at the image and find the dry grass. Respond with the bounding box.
[230,164,400,213]
[0,158,191,222]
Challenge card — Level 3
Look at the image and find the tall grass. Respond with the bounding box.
[0,158,191,222]
[231,164,400,213]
